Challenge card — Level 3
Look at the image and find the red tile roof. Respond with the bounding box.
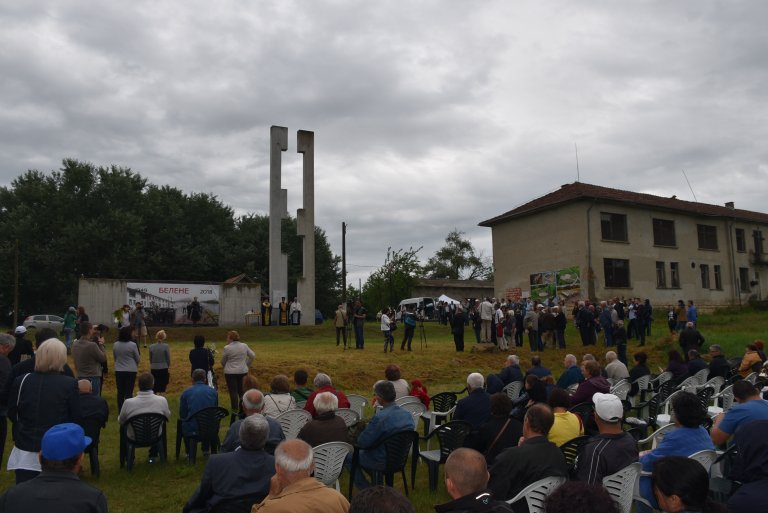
[479,182,768,227]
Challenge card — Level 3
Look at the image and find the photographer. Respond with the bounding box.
[400,305,417,351]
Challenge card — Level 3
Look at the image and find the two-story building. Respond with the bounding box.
[479,182,767,307]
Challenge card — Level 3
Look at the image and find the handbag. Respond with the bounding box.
[390,321,398,332]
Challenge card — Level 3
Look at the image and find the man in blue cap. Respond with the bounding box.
[0,423,108,512]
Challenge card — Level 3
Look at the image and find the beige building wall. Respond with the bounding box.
[490,200,768,307]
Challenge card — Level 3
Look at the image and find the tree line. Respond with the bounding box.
[0,159,341,323]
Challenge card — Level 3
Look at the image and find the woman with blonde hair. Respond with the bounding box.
[149,329,171,393]
[221,330,255,414]
[8,338,80,483]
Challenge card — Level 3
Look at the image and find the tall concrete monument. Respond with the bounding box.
[268,126,315,326]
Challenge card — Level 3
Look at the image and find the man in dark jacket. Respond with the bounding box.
[8,326,33,366]
[556,354,584,390]
[435,448,513,513]
[0,423,107,512]
[678,322,705,361]
[708,345,730,380]
[184,415,275,513]
[488,404,568,512]
[454,373,491,429]
[576,393,638,484]
[487,355,525,394]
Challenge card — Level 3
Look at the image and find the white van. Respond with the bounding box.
[395,297,436,320]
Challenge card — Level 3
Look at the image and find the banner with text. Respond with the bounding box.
[127,282,220,325]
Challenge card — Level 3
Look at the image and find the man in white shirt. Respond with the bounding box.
[290,298,302,325]
[604,351,629,381]
[479,298,494,343]
[118,372,171,462]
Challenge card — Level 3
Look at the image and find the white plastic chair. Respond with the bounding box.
[696,376,725,396]
[394,396,422,407]
[313,441,353,490]
[275,409,312,439]
[347,394,368,419]
[692,368,710,386]
[745,372,758,384]
[567,383,579,395]
[400,401,427,424]
[335,408,360,428]
[506,475,566,513]
[503,381,523,401]
[689,449,718,473]
[610,379,631,401]
[707,384,734,417]
[602,462,642,513]
[655,390,684,428]
[637,423,676,450]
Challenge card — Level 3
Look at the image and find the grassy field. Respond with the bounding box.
[0,308,764,512]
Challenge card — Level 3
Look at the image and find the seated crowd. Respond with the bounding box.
[1,326,765,513]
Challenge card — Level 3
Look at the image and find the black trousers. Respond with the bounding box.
[115,371,137,413]
[151,368,169,393]
[225,373,247,412]
[401,325,415,350]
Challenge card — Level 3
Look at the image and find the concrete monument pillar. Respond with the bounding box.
[269,126,289,323]
[296,130,315,326]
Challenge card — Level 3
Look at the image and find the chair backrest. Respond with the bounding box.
[126,413,167,446]
[696,387,715,411]
[660,390,684,415]
[191,406,229,439]
[335,408,360,428]
[430,421,472,463]
[295,400,306,409]
[506,475,566,513]
[559,435,591,469]
[693,368,710,386]
[395,396,422,407]
[676,375,699,390]
[610,379,631,401]
[430,392,457,413]
[568,402,594,421]
[313,441,353,487]
[721,385,735,412]
[745,372,758,384]
[633,374,651,393]
[689,449,717,473]
[347,394,368,419]
[602,462,641,513]
[654,371,673,387]
[400,401,427,423]
[503,381,523,400]
[376,430,419,474]
[567,383,579,395]
[275,409,312,439]
[701,376,725,395]
[638,423,676,448]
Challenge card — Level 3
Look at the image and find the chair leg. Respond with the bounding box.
[175,428,183,460]
[127,445,135,471]
[428,461,438,492]
[188,439,197,464]
[401,469,409,496]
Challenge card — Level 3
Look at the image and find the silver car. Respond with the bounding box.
[23,314,65,332]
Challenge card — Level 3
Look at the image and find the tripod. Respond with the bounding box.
[418,319,428,349]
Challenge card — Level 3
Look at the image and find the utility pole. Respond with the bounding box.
[342,222,347,304]
[13,239,19,326]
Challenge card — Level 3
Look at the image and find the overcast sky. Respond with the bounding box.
[2,1,767,286]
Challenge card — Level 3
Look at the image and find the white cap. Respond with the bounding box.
[593,392,623,422]
[14,326,26,335]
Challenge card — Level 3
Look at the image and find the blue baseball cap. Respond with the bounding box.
[41,423,91,460]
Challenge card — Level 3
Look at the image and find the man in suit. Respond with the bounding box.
[184,415,275,513]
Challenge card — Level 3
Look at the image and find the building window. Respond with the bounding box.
[656,261,667,288]
[714,265,722,290]
[700,264,710,289]
[735,228,746,252]
[652,219,676,247]
[697,224,718,250]
[670,262,680,288]
[754,230,765,257]
[604,258,630,287]
[739,267,751,292]
[600,212,628,242]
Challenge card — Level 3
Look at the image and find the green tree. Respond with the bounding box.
[362,247,423,315]
[422,229,492,280]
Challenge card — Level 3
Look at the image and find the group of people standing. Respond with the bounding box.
[259,297,302,326]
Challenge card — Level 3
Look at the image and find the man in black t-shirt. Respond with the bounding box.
[353,300,366,349]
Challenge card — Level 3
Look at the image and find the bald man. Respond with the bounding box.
[78,379,109,430]
[435,448,512,513]
[253,439,349,513]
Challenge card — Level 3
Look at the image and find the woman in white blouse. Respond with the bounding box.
[262,374,297,417]
[220,330,255,414]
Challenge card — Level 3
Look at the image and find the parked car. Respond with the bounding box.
[22,314,65,332]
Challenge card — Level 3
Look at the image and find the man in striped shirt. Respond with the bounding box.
[575,393,638,483]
